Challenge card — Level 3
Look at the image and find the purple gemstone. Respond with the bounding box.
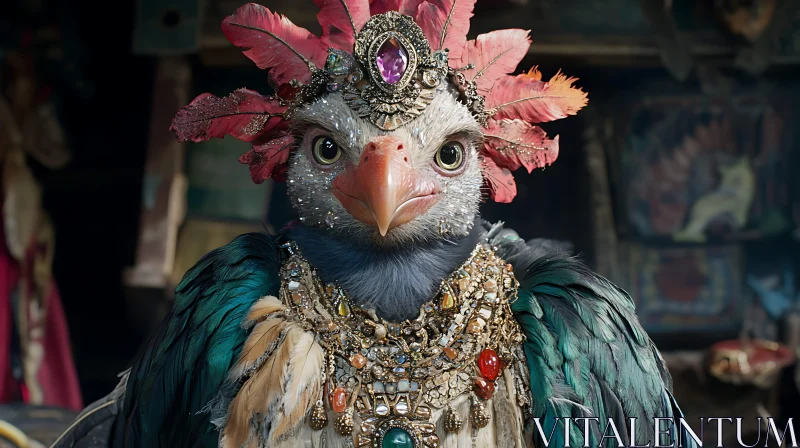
[376,37,408,85]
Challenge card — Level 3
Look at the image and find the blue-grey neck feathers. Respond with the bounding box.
[284,219,483,321]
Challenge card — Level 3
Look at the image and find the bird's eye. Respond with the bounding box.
[435,141,464,171]
[312,136,342,165]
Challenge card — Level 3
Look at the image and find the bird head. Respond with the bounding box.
[286,86,483,247]
[170,1,588,250]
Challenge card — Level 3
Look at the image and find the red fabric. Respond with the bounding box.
[0,219,82,410]
[37,281,83,410]
[0,232,20,404]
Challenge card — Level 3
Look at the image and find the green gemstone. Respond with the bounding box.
[382,428,414,448]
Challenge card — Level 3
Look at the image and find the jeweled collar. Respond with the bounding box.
[282,220,483,322]
[277,240,531,447]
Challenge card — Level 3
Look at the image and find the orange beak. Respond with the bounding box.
[333,136,440,236]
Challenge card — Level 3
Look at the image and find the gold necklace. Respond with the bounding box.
[278,241,529,448]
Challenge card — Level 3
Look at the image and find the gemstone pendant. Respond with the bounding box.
[338,301,351,317]
[441,291,455,310]
[470,398,490,428]
[443,406,463,432]
[375,403,390,416]
[381,427,414,448]
[478,348,501,381]
[394,399,409,416]
[414,405,431,419]
[376,37,408,85]
[309,400,328,430]
[332,387,348,413]
[334,408,355,435]
[473,376,495,400]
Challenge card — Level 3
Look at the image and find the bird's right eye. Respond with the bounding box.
[312,136,342,165]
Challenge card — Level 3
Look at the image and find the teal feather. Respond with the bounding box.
[119,233,281,448]
[491,225,694,448]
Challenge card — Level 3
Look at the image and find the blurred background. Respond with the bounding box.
[1,0,800,446]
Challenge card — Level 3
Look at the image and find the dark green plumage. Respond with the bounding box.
[118,233,281,447]
[491,226,696,448]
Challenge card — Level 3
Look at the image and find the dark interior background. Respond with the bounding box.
[3,0,800,444]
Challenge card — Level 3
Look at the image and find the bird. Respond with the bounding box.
[52,1,697,447]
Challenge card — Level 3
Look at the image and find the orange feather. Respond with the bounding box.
[485,69,588,124]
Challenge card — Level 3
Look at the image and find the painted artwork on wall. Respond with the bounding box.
[619,93,792,242]
[624,244,746,336]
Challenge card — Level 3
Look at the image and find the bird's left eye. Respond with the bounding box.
[435,141,464,171]
[312,136,342,165]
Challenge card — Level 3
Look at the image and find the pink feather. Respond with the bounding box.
[454,29,531,95]
[314,0,371,50]
[413,0,475,61]
[399,0,425,16]
[239,134,296,183]
[170,88,286,143]
[481,156,517,203]
[222,3,328,86]
[370,0,402,14]
[482,119,559,173]
[485,68,588,123]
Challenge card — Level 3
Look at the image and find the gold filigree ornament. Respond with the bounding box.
[335,407,356,436]
[276,241,531,448]
[443,406,463,433]
[309,399,328,430]
[326,11,449,131]
[469,396,490,429]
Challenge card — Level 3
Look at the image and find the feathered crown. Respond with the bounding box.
[170,0,588,202]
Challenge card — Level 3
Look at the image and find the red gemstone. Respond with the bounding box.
[332,387,348,413]
[478,348,501,381]
[277,83,301,101]
[473,376,495,400]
